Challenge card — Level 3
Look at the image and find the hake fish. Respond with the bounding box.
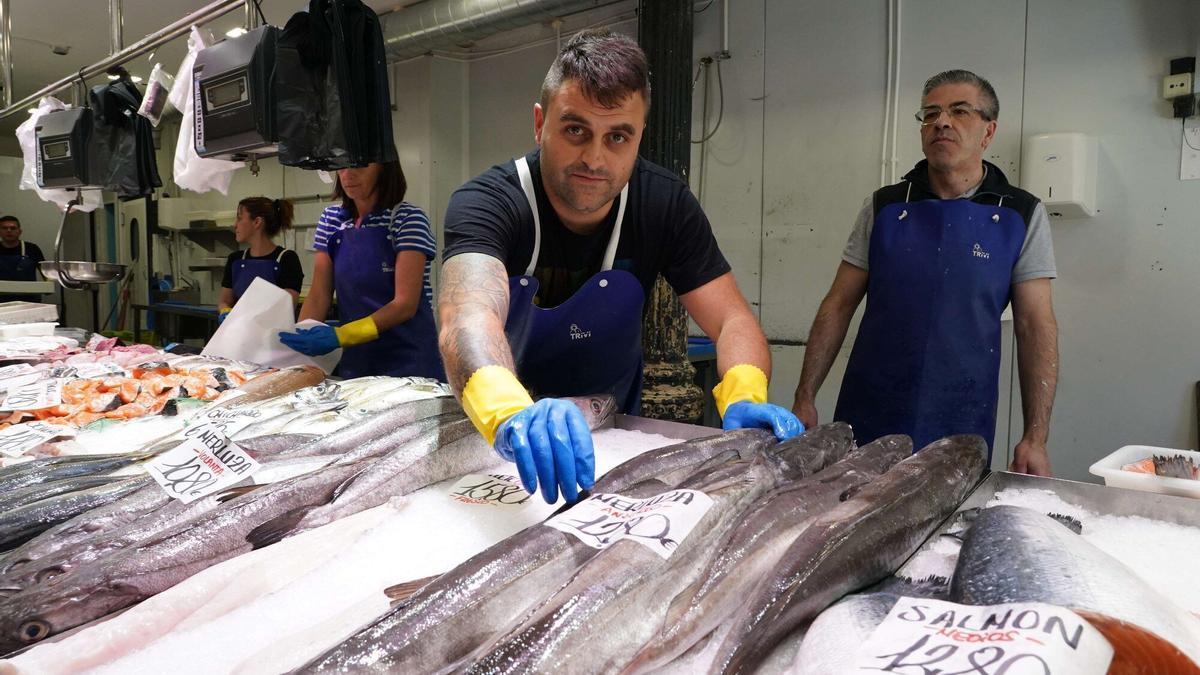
[0,476,154,552]
[295,428,770,674]
[625,434,912,673]
[708,434,986,674]
[951,504,1200,672]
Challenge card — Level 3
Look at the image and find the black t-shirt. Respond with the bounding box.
[443,150,730,309]
[0,242,45,264]
[220,246,304,292]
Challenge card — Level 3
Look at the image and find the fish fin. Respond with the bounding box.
[1153,454,1197,480]
[546,489,591,519]
[245,507,312,549]
[1046,512,1083,534]
[383,575,439,606]
[215,485,260,502]
[663,579,703,631]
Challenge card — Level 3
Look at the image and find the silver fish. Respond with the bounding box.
[0,476,154,552]
[295,429,767,674]
[0,453,150,494]
[708,434,986,674]
[235,433,323,457]
[0,461,369,653]
[951,504,1200,670]
[278,397,461,459]
[625,435,912,673]
[0,476,121,517]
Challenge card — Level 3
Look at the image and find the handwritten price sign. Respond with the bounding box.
[0,421,75,458]
[449,474,532,507]
[1,379,63,411]
[546,489,714,559]
[852,597,1113,674]
[146,422,261,503]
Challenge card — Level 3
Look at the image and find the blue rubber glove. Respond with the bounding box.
[494,398,596,504]
[278,324,340,356]
[722,401,805,441]
[217,310,230,325]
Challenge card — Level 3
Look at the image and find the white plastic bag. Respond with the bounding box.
[14,97,103,212]
[137,63,174,127]
[170,26,242,195]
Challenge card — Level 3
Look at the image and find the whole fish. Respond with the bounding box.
[279,397,461,459]
[708,434,986,674]
[205,365,326,411]
[0,453,150,500]
[0,476,154,552]
[763,421,855,479]
[625,435,912,673]
[951,505,1200,671]
[0,476,121,517]
[0,460,371,653]
[466,455,787,675]
[235,433,322,457]
[786,575,950,675]
[250,395,615,545]
[295,428,767,674]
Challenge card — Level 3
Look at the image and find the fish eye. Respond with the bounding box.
[35,566,65,584]
[591,401,602,413]
[18,620,50,642]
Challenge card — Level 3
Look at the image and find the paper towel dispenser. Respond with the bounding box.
[193,25,279,161]
[35,107,94,189]
[1021,133,1097,219]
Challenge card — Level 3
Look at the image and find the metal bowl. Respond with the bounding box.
[39,261,128,286]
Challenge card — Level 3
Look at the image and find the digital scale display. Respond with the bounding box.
[204,75,249,112]
[41,140,71,160]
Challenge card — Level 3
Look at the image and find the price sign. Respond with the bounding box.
[1,379,63,411]
[0,421,75,458]
[449,474,532,507]
[546,489,714,559]
[145,422,261,503]
[852,597,1113,675]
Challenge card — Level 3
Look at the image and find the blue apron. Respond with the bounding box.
[834,187,1026,459]
[326,208,444,380]
[0,242,41,303]
[504,156,645,414]
[230,248,288,303]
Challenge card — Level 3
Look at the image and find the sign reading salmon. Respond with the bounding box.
[853,597,1113,674]
[545,489,714,559]
[146,422,261,503]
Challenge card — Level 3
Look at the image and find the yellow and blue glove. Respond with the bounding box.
[217,306,232,325]
[463,366,594,504]
[714,364,804,441]
[278,317,377,356]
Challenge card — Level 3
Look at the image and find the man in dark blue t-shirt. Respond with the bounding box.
[439,29,803,505]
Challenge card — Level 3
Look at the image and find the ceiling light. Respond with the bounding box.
[107,74,120,81]
[26,108,37,114]
[226,27,248,38]
[130,75,143,83]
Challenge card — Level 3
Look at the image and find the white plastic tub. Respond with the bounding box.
[1089,445,1200,499]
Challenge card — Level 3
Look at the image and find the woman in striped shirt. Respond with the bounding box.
[279,161,444,380]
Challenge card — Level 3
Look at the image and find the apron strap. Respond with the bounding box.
[513,155,630,275]
[275,248,288,263]
[241,249,249,260]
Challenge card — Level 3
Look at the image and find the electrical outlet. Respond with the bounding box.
[1163,72,1193,99]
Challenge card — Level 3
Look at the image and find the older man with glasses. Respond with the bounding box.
[791,69,1059,475]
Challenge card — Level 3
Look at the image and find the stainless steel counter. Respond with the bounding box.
[608,413,720,441]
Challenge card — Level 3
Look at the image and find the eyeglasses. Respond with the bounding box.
[915,104,990,126]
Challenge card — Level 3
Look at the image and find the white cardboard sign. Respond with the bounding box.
[852,597,1113,674]
[1,379,63,411]
[146,422,261,503]
[546,489,714,559]
[449,474,533,507]
[0,421,76,458]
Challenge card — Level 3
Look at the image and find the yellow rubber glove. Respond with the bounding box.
[462,365,534,445]
[711,363,769,418]
[333,316,379,347]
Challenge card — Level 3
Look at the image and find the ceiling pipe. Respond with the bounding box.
[0,0,11,109]
[109,0,124,55]
[380,0,626,62]
[0,0,244,120]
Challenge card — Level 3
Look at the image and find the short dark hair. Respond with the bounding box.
[0,216,20,228]
[539,29,651,114]
[332,160,408,217]
[923,69,999,121]
[238,197,294,238]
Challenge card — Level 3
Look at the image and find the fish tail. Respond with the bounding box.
[383,575,439,606]
[245,507,313,549]
[1046,512,1083,534]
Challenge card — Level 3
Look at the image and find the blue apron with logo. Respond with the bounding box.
[503,156,645,414]
[230,248,288,303]
[834,190,1026,458]
[326,210,444,380]
[0,242,41,303]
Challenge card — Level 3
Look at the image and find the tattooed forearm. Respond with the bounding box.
[438,253,516,396]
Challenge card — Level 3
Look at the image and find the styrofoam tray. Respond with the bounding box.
[0,322,58,338]
[1089,444,1200,498]
[0,302,59,325]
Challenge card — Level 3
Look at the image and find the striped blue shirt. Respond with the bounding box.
[315,202,437,302]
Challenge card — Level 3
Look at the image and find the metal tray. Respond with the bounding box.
[610,413,720,440]
[39,261,127,286]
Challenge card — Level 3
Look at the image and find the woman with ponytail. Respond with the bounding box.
[217,197,304,321]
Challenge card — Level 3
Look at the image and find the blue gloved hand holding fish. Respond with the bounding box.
[714,364,805,441]
[462,366,595,504]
